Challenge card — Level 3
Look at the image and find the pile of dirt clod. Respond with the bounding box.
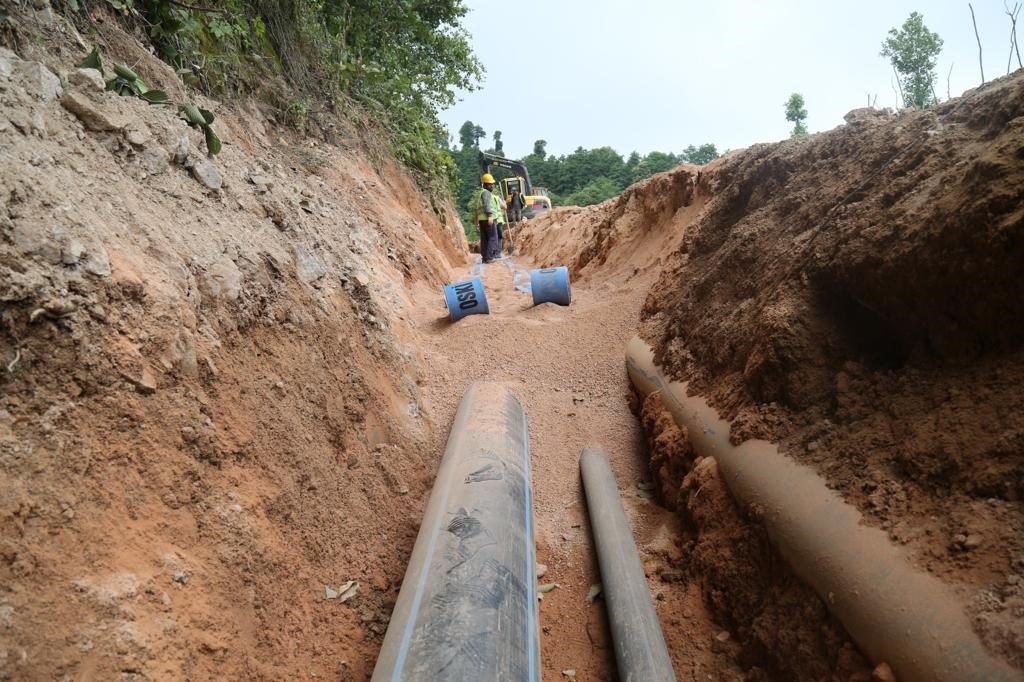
[522,70,1024,678]
[518,166,704,288]
[1,12,466,679]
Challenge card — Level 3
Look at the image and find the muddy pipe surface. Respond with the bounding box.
[371,382,540,681]
[581,447,677,682]
[626,337,1020,682]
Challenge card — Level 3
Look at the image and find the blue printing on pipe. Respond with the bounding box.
[443,277,489,322]
[530,266,571,306]
[389,393,538,681]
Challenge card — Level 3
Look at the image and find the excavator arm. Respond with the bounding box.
[478,151,533,195]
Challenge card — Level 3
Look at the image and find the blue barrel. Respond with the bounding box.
[530,266,571,306]
[443,277,489,321]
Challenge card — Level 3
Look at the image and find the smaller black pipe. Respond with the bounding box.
[580,447,677,682]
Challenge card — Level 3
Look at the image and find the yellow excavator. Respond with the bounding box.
[478,151,552,219]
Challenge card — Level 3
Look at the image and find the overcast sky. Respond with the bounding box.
[440,1,1018,158]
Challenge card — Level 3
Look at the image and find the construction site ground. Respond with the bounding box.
[2,11,1023,681]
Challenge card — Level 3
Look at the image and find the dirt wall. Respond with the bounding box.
[1,16,466,678]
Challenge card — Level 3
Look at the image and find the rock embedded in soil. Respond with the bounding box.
[139,146,170,175]
[249,174,273,193]
[0,47,17,78]
[68,68,105,92]
[16,60,62,102]
[191,161,223,191]
[293,245,328,283]
[123,367,158,395]
[61,92,129,131]
[61,240,84,266]
[125,124,151,147]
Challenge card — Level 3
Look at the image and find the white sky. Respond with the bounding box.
[440,1,1019,158]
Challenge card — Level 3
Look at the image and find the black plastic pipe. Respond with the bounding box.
[372,382,540,681]
[581,446,677,681]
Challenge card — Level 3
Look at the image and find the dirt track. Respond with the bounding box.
[409,253,743,680]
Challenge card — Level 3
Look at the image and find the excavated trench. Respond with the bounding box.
[396,247,875,680]
[3,17,1023,677]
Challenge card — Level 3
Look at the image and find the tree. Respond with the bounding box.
[881,12,944,108]
[784,93,808,136]
[560,176,623,207]
[532,139,547,159]
[492,130,503,155]
[632,151,679,181]
[680,143,719,165]
[458,120,477,148]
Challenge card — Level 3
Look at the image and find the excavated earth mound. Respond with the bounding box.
[1,15,465,679]
[521,70,1024,678]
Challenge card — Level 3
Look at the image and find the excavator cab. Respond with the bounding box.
[502,177,524,200]
[479,151,552,220]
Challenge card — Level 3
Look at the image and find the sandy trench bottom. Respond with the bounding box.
[407,254,742,680]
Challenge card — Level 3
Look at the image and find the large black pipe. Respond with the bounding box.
[372,382,540,681]
[581,446,677,681]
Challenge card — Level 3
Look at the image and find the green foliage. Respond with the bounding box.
[881,12,943,108]
[141,1,262,95]
[76,46,217,154]
[784,92,808,137]
[451,120,719,218]
[121,0,480,198]
[106,62,169,104]
[179,104,222,155]
[559,176,622,207]
[104,0,137,16]
[680,143,719,165]
[283,97,308,130]
[78,45,103,70]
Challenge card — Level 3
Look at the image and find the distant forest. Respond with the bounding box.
[449,120,719,233]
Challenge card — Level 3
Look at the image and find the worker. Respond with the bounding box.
[469,173,504,263]
[508,189,525,226]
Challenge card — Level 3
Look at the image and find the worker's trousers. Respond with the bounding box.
[479,220,501,262]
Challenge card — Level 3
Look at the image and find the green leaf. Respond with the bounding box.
[179,104,207,127]
[113,63,140,82]
[537,582,559,593]
[140,90,169,104]
[198,108,215,125]
[203,125,222,156]
[78,46,103,71]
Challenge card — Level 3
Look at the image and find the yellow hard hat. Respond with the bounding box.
[481,173,496,184]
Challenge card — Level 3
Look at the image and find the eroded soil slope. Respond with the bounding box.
[520,71,1024,678]
[1,20,465,678]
